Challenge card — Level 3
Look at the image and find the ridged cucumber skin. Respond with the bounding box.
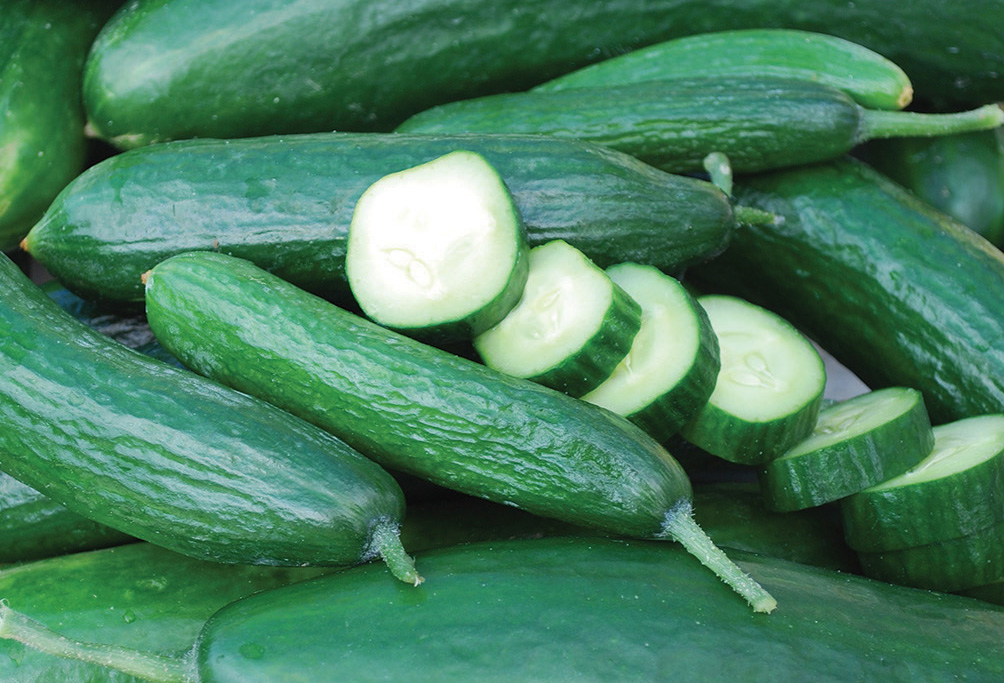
[398,77,863,174]
[857,522,1004,592]
[195,537,1004,682]
[690,157,1004,426]
[534,28,914,111]
[0,0,120,250]
[759,388,935,512]
[144,252,692,540]
[81,0,1004,148]
[23,132,734,304]
[0,253,406,567]
[861,129,1004,247]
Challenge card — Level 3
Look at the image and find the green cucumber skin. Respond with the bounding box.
[24,132,734,304]
[398,77,863,174]
[527,281,642,398]
[144,252,692,539]
[0,0,120,250]
[759,389,935,512]
[196,537,1004,682]
[535,28,914,111]
[82,0,1003,147]
[0,253,405,567]
[690,157,1004,426]
[861,129,1004,248]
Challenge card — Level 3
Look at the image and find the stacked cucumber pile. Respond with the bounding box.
[3,1,1004,680]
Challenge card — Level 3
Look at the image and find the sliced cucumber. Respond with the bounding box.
[759,387,934,512]
[581,263,719,442]
[473,240,641,397]
[679,294,825,465]
[857,520,1004,593]
[841,414,1004,552]
[346,150,529,339]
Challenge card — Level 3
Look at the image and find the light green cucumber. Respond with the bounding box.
[679,294,826,465]
[346,150,528,340]
[841,414,1004,552]
[534,28,913,110]
[581,262,719,442]
[473,240,641,397]
[759,387,934,511]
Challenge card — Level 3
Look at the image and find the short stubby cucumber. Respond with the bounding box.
[145,251,776,611]
[4,538,1004,682]
[22,132,741,304]
[535,28,914,110]
[397,76,1004,174]
[346,150,529,340]
[0,253,418,583]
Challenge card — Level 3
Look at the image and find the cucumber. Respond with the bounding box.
[581,262,719,442]
[861,128,1004,247]
[22,132,739,304]
[144,251,776,611]
[840,414,1004,552]
[535,28,914,110]
[346,150,528,340]
[396,77,1004,174]
[759,387,934,512]
[5,537,1004,682]
[0,252,418,583]
[81,0,1004,148]
[0,472,133,564]
[473,240,641,397]
[688,157,1004,425]
[857,521,1004,593]
[0,0,120,250]
[679,294,825,466]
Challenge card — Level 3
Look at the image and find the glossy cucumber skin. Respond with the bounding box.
[0,0,120,250]
[195,536,1004,682]
[398,77,863,174]
[535,28,913,111]
[24,132,734,304]
[0,253,405,567]
[144,252,692,539]
[82,0,1002,147]
[690,157,1004,426]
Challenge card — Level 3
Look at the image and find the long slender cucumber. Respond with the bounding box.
[22,132,741,304]
[0,253,418,583]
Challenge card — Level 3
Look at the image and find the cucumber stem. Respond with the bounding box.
[659,500,778,614]
[858,103,1004,143]
[702,152,733,196]
[368,518,424,586]
[0,601,192,682]
[732,206,777,227]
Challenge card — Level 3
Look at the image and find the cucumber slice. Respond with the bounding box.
[679,294,825,465]
[857,520,1004,592]
[841,414,1004,552]
[759,387,934,512]
[473,240,641,397]
[581,263,719,442]
[346,150,529,340]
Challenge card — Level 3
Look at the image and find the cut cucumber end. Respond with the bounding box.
[659,500,778,614]
[346,149,528,339]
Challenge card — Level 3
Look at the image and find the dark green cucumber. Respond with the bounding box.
[759,387,935,512]
[397,77,1003,174]
[6,537,1004,681]
[0,252,418,582]
[535,28,914,110]
[23,132,737,304]
[689,157,1004,426]
[81,0,1004,148]
[145,251,776,611]
[861,129,1004,247]
[0,0,120,251]
[0,472,133,564]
